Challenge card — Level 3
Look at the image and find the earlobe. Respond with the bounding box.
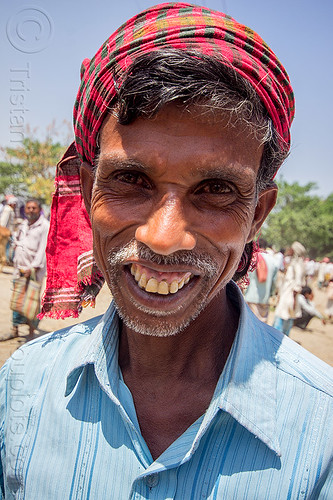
[247,185,277,242]
[80,162,95,216]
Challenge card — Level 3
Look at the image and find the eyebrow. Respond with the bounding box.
[98,154,254,183]
[194,166,254,183]
[98,155,152,174]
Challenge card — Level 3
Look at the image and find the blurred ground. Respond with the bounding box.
[0,265,332,367]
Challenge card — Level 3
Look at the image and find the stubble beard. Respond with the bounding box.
[106,240,220,337]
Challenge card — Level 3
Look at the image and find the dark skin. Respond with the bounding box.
[81,104,277,459]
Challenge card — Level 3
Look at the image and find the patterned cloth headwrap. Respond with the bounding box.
[40,2,295,318]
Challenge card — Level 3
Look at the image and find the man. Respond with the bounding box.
[305,257,316,285]
[1,199,49,341]
[0,4,332,499]
[318,257,330,288]
[0,196,17,233]
[274,247,285,272]
[293,286,326,330]
[0,195,17,270]
[273,241,307,335]
[244,241,278,323]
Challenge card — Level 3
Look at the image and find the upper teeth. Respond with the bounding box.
[131,264,192,295]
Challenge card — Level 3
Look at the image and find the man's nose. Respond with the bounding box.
[135,195,196,255]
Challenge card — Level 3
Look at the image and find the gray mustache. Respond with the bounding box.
[107,240,218,277]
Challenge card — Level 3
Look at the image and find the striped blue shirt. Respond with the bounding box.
[0,283,332,499]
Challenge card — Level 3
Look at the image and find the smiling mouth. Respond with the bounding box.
[130,263,194,295]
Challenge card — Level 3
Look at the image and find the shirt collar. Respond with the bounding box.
[65,301,120,398]
[216,282,280,455]
[65,282,280,456]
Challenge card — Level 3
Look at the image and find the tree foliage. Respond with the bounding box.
[261,179,333,259]
[1,122,70,204]
[0,161,27,196]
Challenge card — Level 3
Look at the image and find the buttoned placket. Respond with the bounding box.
[92,345,221,499]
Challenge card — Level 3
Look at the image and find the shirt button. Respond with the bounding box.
[146,473,159,488]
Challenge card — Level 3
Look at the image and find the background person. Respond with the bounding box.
[1,199,49,341]
[325,278,333,321]
[273,241,306,335]
[0,195,17,233]
[0,195,17,269]
[305,257,316,285]
[274,248,285,272]
[317,257,330,288]
[293,286,326,330]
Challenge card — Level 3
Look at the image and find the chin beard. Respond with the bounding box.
[113,294,208,337]
[26,214,39,223]
[106,240,220,337]
[116,310,189,337]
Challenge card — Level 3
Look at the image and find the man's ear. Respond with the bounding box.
[247,184,277,242]
[80,162,95,216]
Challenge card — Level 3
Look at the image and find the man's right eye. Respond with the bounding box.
[114,171,152,189]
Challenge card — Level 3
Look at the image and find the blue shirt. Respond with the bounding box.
[0,283,332,499]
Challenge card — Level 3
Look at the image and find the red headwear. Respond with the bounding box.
[40,2,295,318]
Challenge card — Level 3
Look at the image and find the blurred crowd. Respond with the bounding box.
[244,239,333,335]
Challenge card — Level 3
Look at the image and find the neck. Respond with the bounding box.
[118,288,239,385]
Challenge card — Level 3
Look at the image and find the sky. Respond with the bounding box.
[1,0,332,197]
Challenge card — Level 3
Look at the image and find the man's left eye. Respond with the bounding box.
[195,181,233,195]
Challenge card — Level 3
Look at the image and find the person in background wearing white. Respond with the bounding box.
[304,258,316,285]
[0,195,17,233]
[293,286,326,330]
[0,199,49,341]
[317,257,330,289]
[325,278,333,321]
[0,195,17,268]
[273,241,306,335]
[274,248,285,272]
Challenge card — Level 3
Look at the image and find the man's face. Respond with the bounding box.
[82,105,276,336]
[25,201,40,224]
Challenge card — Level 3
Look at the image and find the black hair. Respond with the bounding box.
[301,286,312,296]
[26,198,42,209]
